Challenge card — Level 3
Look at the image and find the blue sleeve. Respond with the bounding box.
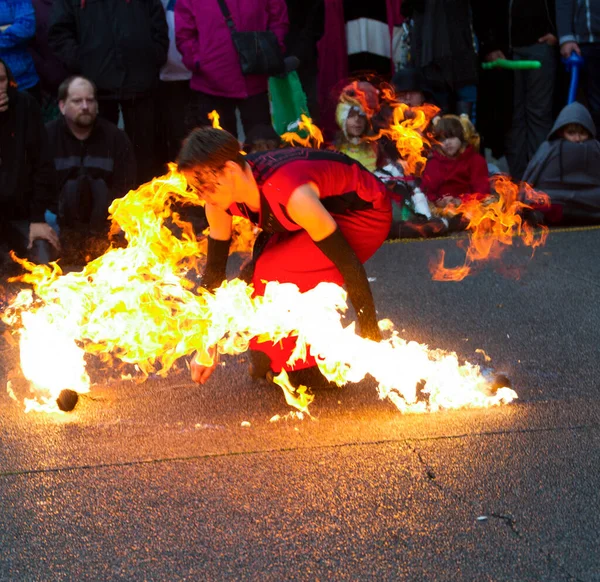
[0,0,36,49]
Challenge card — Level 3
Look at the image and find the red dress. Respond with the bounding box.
[228,148,392,372]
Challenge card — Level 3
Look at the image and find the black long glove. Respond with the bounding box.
[201,236,231,292]
[314,228,381,341]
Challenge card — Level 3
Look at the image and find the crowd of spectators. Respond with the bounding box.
[0,0,599,271]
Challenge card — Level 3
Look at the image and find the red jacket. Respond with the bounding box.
[421,146,490,201]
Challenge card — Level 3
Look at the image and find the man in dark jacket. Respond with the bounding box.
[48,0,168,185]
[556,0,600,132]
[0,58,59,266]
[475,0,559,181]
[46,76,136,260]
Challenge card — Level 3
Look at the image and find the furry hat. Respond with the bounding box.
[335,81,380,143]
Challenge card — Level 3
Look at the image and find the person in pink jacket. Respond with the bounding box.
[175,0,288,139]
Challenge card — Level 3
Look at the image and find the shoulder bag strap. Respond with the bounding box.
[215,0,237,32]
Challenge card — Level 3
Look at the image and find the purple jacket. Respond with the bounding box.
[175,0,288,98]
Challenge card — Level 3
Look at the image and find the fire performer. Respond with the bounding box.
[177,126,392,386]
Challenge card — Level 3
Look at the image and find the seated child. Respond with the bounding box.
[334,81,381,172]
[421,114,490,228]
[521,102,600,225]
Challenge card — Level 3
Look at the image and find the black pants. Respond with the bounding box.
[155,80,194,172]
[184,91,272,141]
[99,95,157,186]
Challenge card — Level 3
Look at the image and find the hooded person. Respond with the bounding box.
[334,81,380,172]
[0,57,59,266]
[522,101,600,225]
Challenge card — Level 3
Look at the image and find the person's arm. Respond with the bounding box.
[286,184,381,341]
[555,0,579,57]
[420,159,444,201]
[111,130,137,200]
[470,154,491,197]
[201,203,233,291]
[174,0,198,72]
[267,0,289,51]
[189,203,232,384]
[0,0,36,48]
[28,97,60,250]
[150,0,169,68]
[48,0,80,72]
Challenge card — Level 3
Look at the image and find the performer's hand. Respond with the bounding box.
[28,222,60,251]
[190,348,218,384]
[0,91,8,112]
[560,41,581,59]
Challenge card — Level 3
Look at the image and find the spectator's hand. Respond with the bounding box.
[277,55,301,77]
[0,91,8,113]
[28,222,60,251]
[560,41,581,59]
[538,33,557,46]
[484,50,506,62]
[190,348,218,384]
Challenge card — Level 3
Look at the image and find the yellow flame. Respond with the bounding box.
[374,101,439,176]
[208,110,222,129]
[3,167,518,414]
[281,114,324,148]
[430,176,550,281]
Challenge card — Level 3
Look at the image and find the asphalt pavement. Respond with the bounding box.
[1,226,599,581]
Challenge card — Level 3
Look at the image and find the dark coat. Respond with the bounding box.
[522,102,600,221]
[45,115,137,203]
[0,59,57,222]
[48,0,169,99]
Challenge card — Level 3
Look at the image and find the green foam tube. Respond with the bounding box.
[482,59,542,70]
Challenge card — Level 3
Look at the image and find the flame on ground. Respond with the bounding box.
[2,165,517,414]
[430,176,550,281]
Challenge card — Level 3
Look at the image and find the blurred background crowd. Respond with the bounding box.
[1,0,599,268]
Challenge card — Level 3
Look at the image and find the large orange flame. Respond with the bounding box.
[430,176,550,281]
[2,165,517,414]
[281,114,324,148]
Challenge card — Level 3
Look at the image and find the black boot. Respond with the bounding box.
[248,350,272,380]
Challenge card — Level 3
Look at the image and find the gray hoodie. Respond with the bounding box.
[522,101,600,220]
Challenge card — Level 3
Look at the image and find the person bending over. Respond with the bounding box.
[177,127,392,387]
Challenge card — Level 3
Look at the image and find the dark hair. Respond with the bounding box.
[177,126,246,172]
[57,75,97,102]
[245,123,281,146]
[433,116,465,143]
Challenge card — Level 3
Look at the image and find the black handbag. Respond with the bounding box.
[215,0,284,76]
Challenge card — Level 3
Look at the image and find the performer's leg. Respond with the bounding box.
[249,208,391,374]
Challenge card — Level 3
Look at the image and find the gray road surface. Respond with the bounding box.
[1,227,599,581]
